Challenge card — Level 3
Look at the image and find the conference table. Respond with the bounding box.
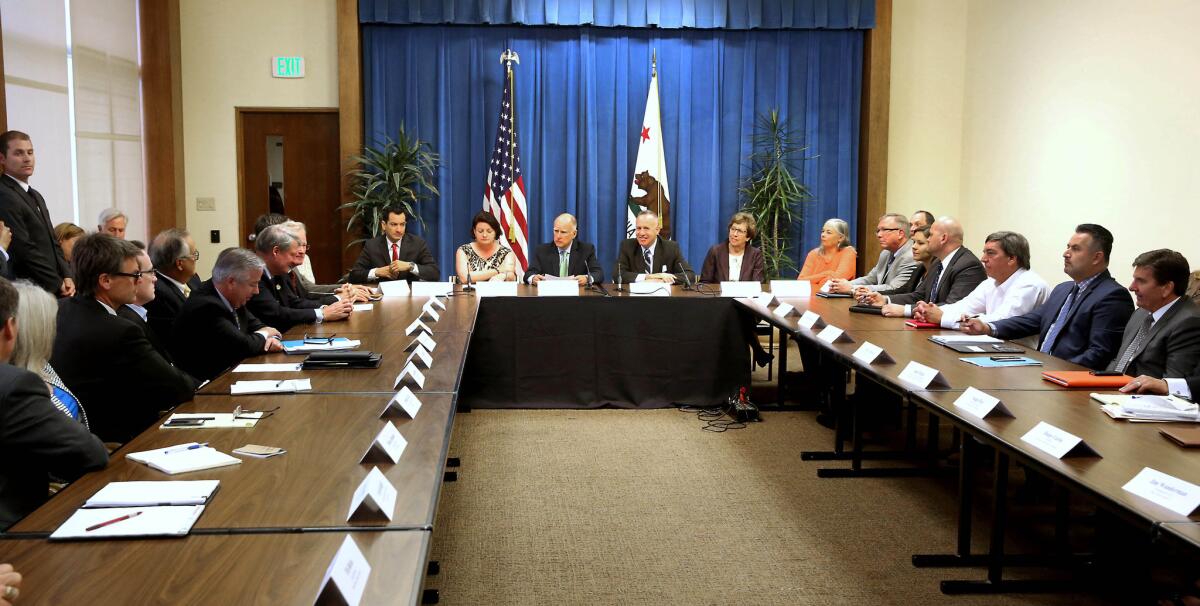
[3,283,1198,603]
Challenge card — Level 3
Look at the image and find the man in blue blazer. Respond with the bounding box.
[524,213,603,286]
[962,224,1133,370]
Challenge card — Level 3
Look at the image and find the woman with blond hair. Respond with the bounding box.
[9,280,88,426]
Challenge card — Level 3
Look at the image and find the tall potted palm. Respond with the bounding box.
[341,125,441,243]
[738,110,813,279]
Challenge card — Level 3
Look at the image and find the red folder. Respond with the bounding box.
[904,320,940,329]
[1040,371,1132,388]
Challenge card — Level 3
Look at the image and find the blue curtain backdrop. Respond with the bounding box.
[362,24,862,277]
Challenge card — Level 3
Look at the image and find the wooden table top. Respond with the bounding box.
[1160,522,1200,550]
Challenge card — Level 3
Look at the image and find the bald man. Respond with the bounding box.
[524,213,604,286]
[861,216,985,317]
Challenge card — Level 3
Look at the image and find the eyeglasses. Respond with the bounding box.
[179,251,200,261]
[729,226,748,235]
[303,333,336,344]
[875,227,903,234]
[110,270,144,281]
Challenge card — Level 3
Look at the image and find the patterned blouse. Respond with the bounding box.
[44,363,89,429]
[459,243,513,274]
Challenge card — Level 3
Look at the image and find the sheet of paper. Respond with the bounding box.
[232,363,302,373]
[50,505,205,540]
[232,444,287,458]
[352,303,374,312]
[379,280,410,297]
[85,480,220,508]
[128,446,243,475]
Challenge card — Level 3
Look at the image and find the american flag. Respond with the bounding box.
[483,52,529,274]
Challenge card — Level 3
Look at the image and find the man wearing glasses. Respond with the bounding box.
[827,213,918,295]
[49,234,199,444]
[146,228,199,346]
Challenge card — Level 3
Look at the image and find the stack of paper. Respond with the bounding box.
[50,505,205,540]
[85,480,220,507]
[1092,393,1200,422]
[230,378,312,394]
[281,338,362,354]
[127,444,243,475]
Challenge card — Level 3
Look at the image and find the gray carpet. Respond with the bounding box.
[428,408,1106,605]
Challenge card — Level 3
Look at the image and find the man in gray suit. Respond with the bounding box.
[828,213,917,295]
[1106,249,1200,379]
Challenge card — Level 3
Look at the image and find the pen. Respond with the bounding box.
[161,442,208,455]
[86,510,144,532]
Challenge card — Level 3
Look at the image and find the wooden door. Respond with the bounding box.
[237,109,341,282]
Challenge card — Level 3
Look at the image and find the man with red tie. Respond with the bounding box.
[0,131,75,296]
[347,205,439,283]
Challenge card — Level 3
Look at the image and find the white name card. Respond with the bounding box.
[537,280,579,297]
[817,325,854,344]
[773,302,798,318]
[1123,467,1200,516]
[411,281,453,297]
[754,292,776,307]
[852,341,894,364]
[425,296,446,310]
[393,362,426,390]
[798,310,825,329]
[419,305,440,322]
[475,281,518,297]
[362,421,408,464]
[382,386,422,419]
[721,281,762,298]
[770,280,812,298]
[378,280,410,297]
[1020,421,1099,459]
[898,361,950,389]
[405,318,433,336]
[953,387,1013,419]
[315,535,371,606]
[347,467,397,522]
[405,344,433,369]
[404,332,437,353]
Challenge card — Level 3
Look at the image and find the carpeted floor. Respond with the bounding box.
[428,407,1113,605]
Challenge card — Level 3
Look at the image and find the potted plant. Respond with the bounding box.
[341,125,441,243]
[738,109,813,279]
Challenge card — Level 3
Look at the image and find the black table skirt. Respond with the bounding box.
[459,296,752,408]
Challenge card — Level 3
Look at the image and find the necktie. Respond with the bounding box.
[1113,315,1154,374]
[643,248,653,273]
[927,260,945,302]
[391,242,399,263]
[559,250,569,277]
[882,251,896,281]
[25,186,54,230]
[182,283,191,298]
[1040,284,1080,353]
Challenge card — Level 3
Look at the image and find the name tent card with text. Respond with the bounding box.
[475,281,518,297]
[378,280,410,297]
[1020,421,1100,459]
[953,387,1014,419]
[411,282,452,297]
[419,305,440,323]
[770,280,812,298]
[773,303,798,318]
[852,342,894,364]
[1122,467,1200,516]
[361,422,408,464]
[721,281,762,298]
[315,535,371,606]
[537,280,579,297]
[754,292,776,307]
[405,345,433,369]
[382,386,422,419]
[798,310,825,330]
[817,325,854,344]
[898,361,950,389]
[393,362,426,390]
[405,318,433,336]
[346,467,397,522]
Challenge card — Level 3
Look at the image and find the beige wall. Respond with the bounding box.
[179,0,337,273]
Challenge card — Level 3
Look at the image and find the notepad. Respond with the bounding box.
[232,363,303,372]
[281,338,361,354]
[230,378,312,394]
[84,480,220,508]
[50,505,205,540]
[958,356,1042,368]
[127,446,243,475]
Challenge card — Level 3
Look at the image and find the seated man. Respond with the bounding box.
[876,225,931,297]
[146,228,198,346]
[1104,249,1200,378]
[860,216,986,317]
[50,234,198,443]
[277,220,370,303]
[914,231,1049,328]
[117,244,173,363]
[962,224,1134,370]
[348,205,440,283]
[246,225,353,332]
[524,213,604,286]
[828,213,917,295]
[0,276,107,531]
[96,208,127,239]
[171,248,283,382]
[612,210,694,285]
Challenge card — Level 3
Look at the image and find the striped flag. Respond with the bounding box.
[483,50,529,277]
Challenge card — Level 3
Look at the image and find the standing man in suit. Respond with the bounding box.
[524,213,603,286]
[0,131,73,296]
[861,216,986,317]
[146,228,197,346]
[50,234,198,443]
[1104,249,1200,378]
[613,210,694,285]
[963,224,1134,370]
[828,213,917,295]
[247,225,353,332]
[171,248,283,382]
[348,205,440,283]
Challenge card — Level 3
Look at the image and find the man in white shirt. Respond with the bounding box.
[913,231,1049,329]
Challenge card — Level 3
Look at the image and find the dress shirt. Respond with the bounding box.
[157,271,187,297]
[96,299,118,316]
[6,175,30,192]
[0,246,8,262]
[126,303,149,322]
[367,236,421,280]
[893,246,959,316]
[937,268,1050,329]
[728,253,744,280]
[991,271,1102,339]
[635,240,659,282]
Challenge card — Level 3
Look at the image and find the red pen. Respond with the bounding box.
[85,510,143,532]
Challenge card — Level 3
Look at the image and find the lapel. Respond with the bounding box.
[1059,271,1110,331]
[155,272,186,309]
[1132,298,1190,361]
[3,175,49,229]
[651,238,666,274]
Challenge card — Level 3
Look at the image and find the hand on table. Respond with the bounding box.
[1119,375,1168,395]
[1,563,22,605]
[959,318,991,335]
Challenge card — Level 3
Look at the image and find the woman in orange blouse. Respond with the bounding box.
[797,218,856,288]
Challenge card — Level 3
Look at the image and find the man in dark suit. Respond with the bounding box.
[117,246,174,363]
[171,248,284,382]
[524,213,603,286]
[0,219,11,279]
[1104,249,1200,378]
[348,206,439,283]
[247,225,353,332]
[0,276,107,531]
[50,235,198,443]
[146,228,198,347]
[863,216,985,316]
[277,220,370,303]
[0,131,74,296]
[612,210,694,285]
[964,224,1134,370]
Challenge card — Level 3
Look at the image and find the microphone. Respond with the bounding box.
[677,261,694,291]
[615,261,624,292]
[584,256,610,297]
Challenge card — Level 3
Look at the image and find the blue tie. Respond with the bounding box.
[643,248,653,273]
[1040,284,1080,354]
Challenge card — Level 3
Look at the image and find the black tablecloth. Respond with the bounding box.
[460,296,751,408]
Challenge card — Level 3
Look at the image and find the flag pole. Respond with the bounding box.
[505,55,517,242]
[651,50,663,231]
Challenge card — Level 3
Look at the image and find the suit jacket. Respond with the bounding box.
[878,263,927,296]
[117,305,174,364]
[1106,298,1200,379]
[246,271,318,332]
[612,237,696,285]
[285,269,337,307]
[145,272,188,347]
[992,270,1134,370]
[0,174,71,293]
[0,364,108,530]
[889,247,986,306]
[50,297,198,443]
[698,242,765,283]
[348,233,440,283]
[171,280,269,382]
[0,247,10,279]
[524,240,604,284]
[850,240,918,292]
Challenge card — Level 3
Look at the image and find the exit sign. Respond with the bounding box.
[272,56,305,78]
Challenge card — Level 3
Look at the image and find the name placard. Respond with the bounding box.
[379,280,410,297]
[721,281,762,298]
[817,325,854,344]
[1122,467,1200,516]
[347,467,397,522]
[475,281,518,297]
[773,302,798,318]
[425,296,447,310]
[852,341,894,364]
[411,281,453,297]
[405,318,433,336]
[315,535,371,606]
[393,362,426,390]
[754,292,776,307]
[361,421,408,464]
[382,386,422,419]
[405,344,433,369]
[898,361,950,389]
[798,310,825,329]
[403,332,437,353]
[953,387,1013,419]
[536,280,579,297]
[419,305,440,322]
[770,280,812,298]
[1020,421,1099,459]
